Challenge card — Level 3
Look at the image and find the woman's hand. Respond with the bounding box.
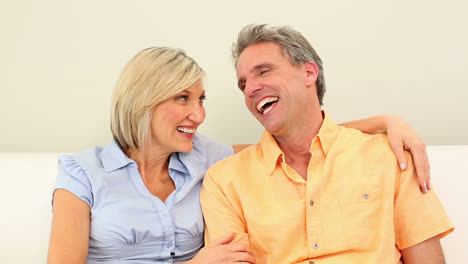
[385,114,431,192]
[188,233,256,264]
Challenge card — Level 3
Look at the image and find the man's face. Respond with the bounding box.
[236,42,318,137]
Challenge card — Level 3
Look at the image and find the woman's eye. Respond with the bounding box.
[177,95,188,101]
[199,96,206,102]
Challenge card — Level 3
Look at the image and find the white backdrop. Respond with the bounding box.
[1,0,467,152]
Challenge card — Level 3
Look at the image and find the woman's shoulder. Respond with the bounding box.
[60,146,104,170]
[190,133,234,168]
[57,146,107,183]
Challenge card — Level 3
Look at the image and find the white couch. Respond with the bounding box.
[1,146,467,263]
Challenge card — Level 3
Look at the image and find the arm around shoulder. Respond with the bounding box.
[47,189,90,264]
[340,114,431,192]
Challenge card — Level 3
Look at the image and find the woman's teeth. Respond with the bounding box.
[177,127,196,134]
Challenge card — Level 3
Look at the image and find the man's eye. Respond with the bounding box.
[259,69,270,75]
[239,83,246,91]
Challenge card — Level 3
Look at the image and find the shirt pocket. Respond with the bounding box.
[333,184,383,251]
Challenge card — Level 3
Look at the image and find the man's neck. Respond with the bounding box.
[274,110,324,180]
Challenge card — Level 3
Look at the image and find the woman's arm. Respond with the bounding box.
[47,189,90,264]
[340,114,430,192]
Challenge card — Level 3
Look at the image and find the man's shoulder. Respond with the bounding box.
[337,126,395,154]
[205,143,262,180]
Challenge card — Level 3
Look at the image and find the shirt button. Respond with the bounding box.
[280,157,284,162]
[313,243,319,249]
[309,261,315,264]
[363,193,369,199]
[309,200,314,206]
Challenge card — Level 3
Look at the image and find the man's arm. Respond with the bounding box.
[394,151,453,263]
[200,170,249,245]
[400,236,446,264]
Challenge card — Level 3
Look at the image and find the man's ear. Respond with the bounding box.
[304,62,319,87]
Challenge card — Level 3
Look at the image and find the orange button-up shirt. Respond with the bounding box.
[200,113,453,264]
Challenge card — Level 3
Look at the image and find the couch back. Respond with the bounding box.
[1,146,467,263]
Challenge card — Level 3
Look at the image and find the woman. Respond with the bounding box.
[48,47,429,264]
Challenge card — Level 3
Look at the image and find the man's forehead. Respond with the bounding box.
[236,42,283,74]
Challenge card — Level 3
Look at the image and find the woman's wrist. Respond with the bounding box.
[381,113,402,134]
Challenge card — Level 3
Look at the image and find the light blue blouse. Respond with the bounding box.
[53,133,234,263]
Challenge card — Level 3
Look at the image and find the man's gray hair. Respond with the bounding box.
[232,24,326,105]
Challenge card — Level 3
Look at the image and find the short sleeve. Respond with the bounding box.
[394,152,454,249]
[52,155,94,208]
[193,133,234,169]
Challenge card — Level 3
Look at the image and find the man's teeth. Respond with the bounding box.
[263,105,273,115]
[256,97,279,113]
[177,127,196,134]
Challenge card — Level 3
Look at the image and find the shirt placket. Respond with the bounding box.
[306,146,325,259]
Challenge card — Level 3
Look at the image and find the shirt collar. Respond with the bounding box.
[100,140,191,176]
[314,111,340,157]
[259,111,340,175]
[100,140,134,173]
[168,152,190,175]
[259,131,284,175]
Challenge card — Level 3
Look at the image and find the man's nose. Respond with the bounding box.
[244,78,262,97]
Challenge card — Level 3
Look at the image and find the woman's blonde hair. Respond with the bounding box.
[110,47,205,151]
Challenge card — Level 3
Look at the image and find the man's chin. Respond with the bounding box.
[263,123,282,136]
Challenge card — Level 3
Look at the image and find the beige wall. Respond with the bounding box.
[1,0,467,152]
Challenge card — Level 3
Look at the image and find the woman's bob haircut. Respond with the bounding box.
[110,47,205,151]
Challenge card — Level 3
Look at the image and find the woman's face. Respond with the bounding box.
[150,82,206,153]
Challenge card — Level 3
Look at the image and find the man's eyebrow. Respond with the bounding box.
[252,63,274,71]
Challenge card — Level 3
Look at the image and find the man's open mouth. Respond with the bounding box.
[256,97,279,115]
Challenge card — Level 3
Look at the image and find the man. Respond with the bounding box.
[200,24,453,264]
